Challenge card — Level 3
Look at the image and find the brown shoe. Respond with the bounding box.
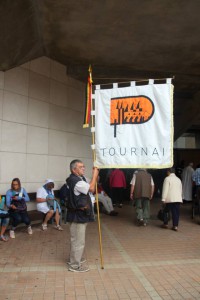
[172,226,178,231]
[109,211,118,216]
[137,219,144,226]
[161,224,168,229]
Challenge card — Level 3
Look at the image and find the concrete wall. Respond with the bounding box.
[174,136,196,149]
[0,57,93,194]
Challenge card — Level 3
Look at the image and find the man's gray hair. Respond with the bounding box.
[70,159,82,172]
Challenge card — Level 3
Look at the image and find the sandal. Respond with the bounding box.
[0,235,9,242]
[42,224,47,231]
[55,225,63,231]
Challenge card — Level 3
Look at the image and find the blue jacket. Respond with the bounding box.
[6,188,30,208]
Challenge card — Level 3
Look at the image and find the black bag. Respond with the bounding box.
[59,184,70,206]
[11,199,27,212]
[157,207,170,222]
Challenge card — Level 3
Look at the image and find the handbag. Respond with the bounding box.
[157,207,170,222]
[11,198,27,212]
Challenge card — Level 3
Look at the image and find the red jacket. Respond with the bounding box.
[109,169,126,188]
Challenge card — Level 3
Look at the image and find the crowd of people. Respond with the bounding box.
[0,159,200,273]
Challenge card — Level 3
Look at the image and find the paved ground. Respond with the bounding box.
[0,199,200,300]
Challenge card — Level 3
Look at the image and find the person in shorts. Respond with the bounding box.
[36,179,63,231]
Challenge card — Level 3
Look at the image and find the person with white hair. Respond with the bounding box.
[36,179,63,231]
[161,168,182,231]
[182,162,194,202]
[66,159,99,273]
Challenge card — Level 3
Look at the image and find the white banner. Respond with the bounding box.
[94,82,174,169]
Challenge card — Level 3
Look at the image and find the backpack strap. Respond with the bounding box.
[19,188,24,198]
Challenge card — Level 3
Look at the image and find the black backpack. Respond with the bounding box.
[59,183,70,206]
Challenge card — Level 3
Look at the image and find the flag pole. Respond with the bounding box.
[90,69,104,270]
[83,65,104,269]
[91,98,104,270]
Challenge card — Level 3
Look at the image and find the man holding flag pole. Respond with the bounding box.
[66,159,99,273]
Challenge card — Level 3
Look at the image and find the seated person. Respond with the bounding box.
[97,183,118,216]
[36,179,63,231]
[79,175,118,216]
[0,196,9,242]
[6,178,32,238]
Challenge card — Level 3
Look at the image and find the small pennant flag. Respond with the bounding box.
[83,65,93,128]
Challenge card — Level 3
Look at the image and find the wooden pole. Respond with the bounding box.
[91,92,104,269]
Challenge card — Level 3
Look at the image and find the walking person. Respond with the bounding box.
[161,168,182,231]
[182,162,194,203]
[109,169,126,207]
[192,164,200,222]
[67,159,99,273]
[130,169,154,226]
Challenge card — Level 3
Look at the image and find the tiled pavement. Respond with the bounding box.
[0,199,200,300]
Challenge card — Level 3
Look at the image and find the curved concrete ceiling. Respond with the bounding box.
[1,0,200,139]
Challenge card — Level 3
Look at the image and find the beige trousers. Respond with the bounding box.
[69,222,87,268]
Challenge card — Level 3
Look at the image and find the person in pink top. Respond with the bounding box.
[109,169,126,207]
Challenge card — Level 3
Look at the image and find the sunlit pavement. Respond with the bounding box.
[0,199,200,300]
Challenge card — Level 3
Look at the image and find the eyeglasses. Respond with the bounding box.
[13,183,19,186]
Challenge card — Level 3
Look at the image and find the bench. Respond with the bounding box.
[2,190,65,225]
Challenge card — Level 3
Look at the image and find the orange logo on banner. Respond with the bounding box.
[110,96,155,137]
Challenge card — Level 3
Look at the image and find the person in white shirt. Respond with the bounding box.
[161,168,182,231]
[97,183,118,216]
[182,162,194,202]
[66,160,99,273]
[36,179,63,231]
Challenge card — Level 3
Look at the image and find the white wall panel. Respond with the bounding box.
[49,129,67,156]
[0,120,2,151]
[26,182,45,194]
[80,135,92,158]
[27,126,48,154]
[51,60,67,84]
[66,133,92,159]
[4,67,29,96]
[0,89,3,119]
[1,152,27,183]
[65,110,84,134]
[30,57,51,77]
[0,183,9,195]
[47,156,68,182]
[67,76,84,90]
[1,121,27,153]
[26,154,48,182]
[0,57,92,193]
[49,104,68,131]
[0,71,4,89]
[66,132,82,157]
[28,98,49,128]
[50,80,68,107]
[29,71,50,102]
[3,91,28,124]
[67,86,84,112]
